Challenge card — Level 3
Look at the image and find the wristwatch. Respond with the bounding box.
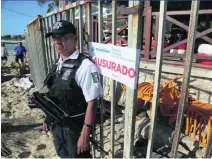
[83,123,93,129]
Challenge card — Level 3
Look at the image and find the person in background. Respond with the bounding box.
[1,42,9,65]
[14,42,26,66]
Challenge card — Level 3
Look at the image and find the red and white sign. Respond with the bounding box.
[89,42,140,89]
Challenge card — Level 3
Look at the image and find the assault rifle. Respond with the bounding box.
[28,92,108,155]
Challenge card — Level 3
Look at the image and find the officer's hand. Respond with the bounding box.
[77,127,90,154]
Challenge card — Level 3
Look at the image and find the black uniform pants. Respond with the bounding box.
[51,124,92,158]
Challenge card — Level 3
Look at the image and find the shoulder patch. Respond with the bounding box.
[91,72,100,83]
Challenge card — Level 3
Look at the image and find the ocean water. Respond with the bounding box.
[4,43,26,55]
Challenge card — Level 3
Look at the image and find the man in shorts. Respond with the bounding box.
[14,42,26,66]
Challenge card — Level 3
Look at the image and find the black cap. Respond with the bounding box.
[45,20,76,38]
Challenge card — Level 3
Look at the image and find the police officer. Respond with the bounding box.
[45,20,103,158]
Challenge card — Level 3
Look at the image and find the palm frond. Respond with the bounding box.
[47,2,55,13]
[54,0,59,7]
[37,0,47,6]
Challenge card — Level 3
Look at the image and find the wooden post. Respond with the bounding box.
[70,9,75,25]
[146,1,167,158]
[98,1,104,158]
[50,15,57,61]
[170,1,200,158]
[79,5,83,53]
[123,1,142,158]
[144,7,152,60]
[46,16,53,65]
[111,1,117,157]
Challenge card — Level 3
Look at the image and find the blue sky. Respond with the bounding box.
[1,0,49,35]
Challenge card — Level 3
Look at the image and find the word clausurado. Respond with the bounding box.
[93,57,136,78]
[89,42,140,89]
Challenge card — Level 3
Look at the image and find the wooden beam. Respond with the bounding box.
[123,1,142,158]
[166,15,212,44]
[170,1,200,158]
[164,28,212,52]
[146,1,167,158]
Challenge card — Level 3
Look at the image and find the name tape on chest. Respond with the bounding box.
[63,63,75,68]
